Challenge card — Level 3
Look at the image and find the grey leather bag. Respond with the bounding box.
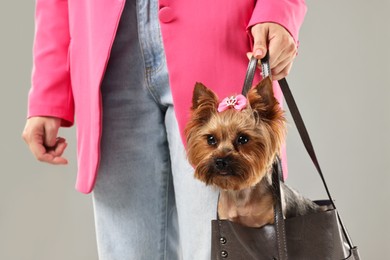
[211,161,360,260]
[210,57,361,260]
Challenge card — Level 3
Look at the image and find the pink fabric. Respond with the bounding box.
[28,0,306,193]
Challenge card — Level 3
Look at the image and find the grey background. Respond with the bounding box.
[1,0,389,259]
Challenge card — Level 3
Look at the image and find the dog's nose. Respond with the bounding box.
[215,158,228,170]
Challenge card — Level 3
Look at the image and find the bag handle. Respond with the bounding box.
[278,76,355,252]
[242,55,355,252]
[242,55,289,259]
[272,158,288,260]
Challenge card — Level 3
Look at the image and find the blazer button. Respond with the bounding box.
[159,7,175,23]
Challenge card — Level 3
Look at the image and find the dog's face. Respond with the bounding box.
[185,77,286,190]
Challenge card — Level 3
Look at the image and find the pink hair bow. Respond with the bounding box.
[217,94,247,112]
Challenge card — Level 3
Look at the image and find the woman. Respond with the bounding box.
[22,0,306,259]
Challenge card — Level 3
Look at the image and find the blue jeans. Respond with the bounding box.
[92,1,218,259]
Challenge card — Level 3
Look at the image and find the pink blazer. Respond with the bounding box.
[28,0,307,194]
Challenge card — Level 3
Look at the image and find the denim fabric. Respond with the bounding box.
[92,1,218,259]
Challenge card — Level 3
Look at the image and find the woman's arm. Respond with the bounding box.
[23,0,73,164]
[28,0,74,127]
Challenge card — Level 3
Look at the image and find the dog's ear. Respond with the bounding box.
[247,77,281,120]
[191,82,219,111]
[185,83,219,145]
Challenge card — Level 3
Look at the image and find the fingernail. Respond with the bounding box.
[254,49,263,58]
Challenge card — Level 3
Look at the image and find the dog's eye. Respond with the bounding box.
[237,134,249,145]
[207,135,217,146]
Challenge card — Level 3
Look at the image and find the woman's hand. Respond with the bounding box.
[249,22,298,80]
[22,116,68,165]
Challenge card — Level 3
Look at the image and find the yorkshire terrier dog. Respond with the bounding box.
[185,77,322,228]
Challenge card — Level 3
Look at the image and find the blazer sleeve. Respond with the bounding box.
[247,0,307,44]
[28,0,74,127]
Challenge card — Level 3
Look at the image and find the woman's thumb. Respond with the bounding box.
[251,24,268,59]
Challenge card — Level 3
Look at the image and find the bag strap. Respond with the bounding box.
[277,78,336,207]
[241,56,259,95]
[242,55,355,251]
[272,158,288,260]
[277,77,355,250]
[242,56,289,259]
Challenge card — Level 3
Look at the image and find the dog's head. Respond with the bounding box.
[184,77,286,190]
